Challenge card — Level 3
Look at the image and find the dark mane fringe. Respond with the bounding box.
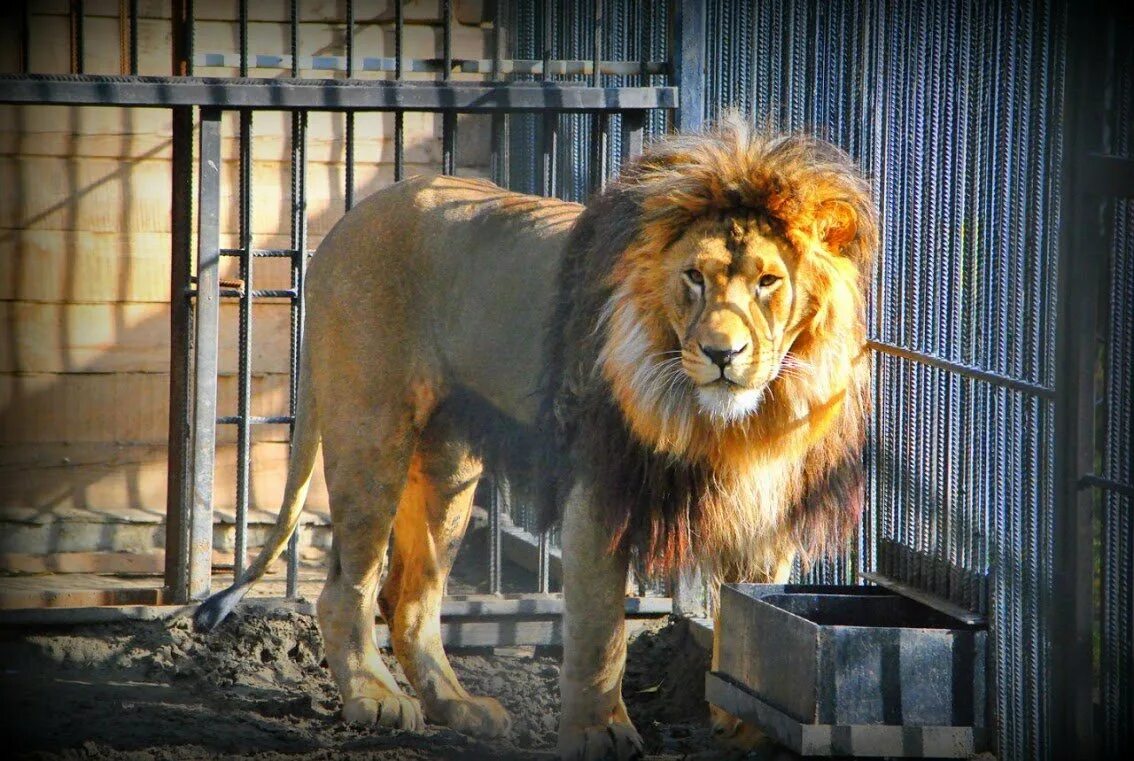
[537,114,876,573]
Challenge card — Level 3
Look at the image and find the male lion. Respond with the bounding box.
[195,114,877,760]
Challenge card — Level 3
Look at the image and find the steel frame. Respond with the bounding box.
[0,0,682,635]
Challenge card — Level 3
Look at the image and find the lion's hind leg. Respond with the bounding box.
[380,439,511,738]
[316,407,424,731]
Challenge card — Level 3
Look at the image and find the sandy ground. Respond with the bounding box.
[0,610,726,760]
[0,522,744,761]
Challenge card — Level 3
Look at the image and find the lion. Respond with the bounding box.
[194,113,877,760]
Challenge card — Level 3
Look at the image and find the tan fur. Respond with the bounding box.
[550,114,876,759]
[222,115,875,761]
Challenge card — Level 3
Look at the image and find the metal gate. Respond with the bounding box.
[688,0,1131,757]
[0,0,681,636]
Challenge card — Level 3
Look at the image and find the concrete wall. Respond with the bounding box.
[0,1,494,543]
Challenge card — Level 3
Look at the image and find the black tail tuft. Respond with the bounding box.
[192,583,249,632]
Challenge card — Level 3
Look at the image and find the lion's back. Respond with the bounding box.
[304,175,582,423]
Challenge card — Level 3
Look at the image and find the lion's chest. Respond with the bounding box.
[695,461,800,577]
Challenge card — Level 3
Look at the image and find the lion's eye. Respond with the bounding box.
[683,269,704,287]
[758,273,782,289]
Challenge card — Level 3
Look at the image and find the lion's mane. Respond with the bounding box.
[538,114,878,578]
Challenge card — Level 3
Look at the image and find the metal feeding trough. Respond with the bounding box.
[706,584,987,758]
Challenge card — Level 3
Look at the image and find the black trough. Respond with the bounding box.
[706,583,987,758]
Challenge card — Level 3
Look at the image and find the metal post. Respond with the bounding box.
[537,531,550,594]
[671,0,705,132]
[234,110,253,580]
[1050,3,1110,756]
[286,107,308,600]
[589,112,608,194]
[620,109,645,161]
[670,0,708,618]
[489,0,508,187]
[442,111,457,175]
[394,0,404,181]
[345,0,355,209]
[69,0,84,74]
[541,111,557,197]
[189,107,222,601]
[164,0,194,605]
[488,482,503,595]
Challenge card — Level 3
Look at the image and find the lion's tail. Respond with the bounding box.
[193,341,320,631]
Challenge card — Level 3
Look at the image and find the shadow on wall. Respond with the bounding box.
[0,102,493,555]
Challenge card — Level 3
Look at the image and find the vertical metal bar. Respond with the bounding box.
[488,482,502,595]
[290,0,298,77]
[69,0,84,74]
[671,0,705,132]
[490,0,502,80]
[669,0,707,617]
[440,0,454,177]
[284,0,304,598]
[541,110,557,197]
[620,109,645,162]
[589,112,608,193]
[1051,2,1108,756]
[442,111,457,175]
[443,0,452,79]
[591,0,602,86]
[234,108,253,580]
[164,0,194,605]
[394,0,404,182]
[537,531,550,594]
[345,0,355,209]
[286,108,308,600]
[129,0,138,74]
[542,0,552,79]
[238,0,248,76]
[190,107,223,601]
[489,0,507,187]
[18,1,30,74]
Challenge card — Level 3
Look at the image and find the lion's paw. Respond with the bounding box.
[342,693,425,731]
[558,723,644,761]
[433,695,512,738]
[711,708,775,754]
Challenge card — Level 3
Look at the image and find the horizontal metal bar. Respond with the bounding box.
[1079,474,1134,499]
[0,595,672,628]
[196,53,452,73]
[199,53,660,78]
[457,59,669,76]
[216,415,294,425]
[219,288,296,299]
[867,340,1054,399]
[220,247,305,258]
[1080,152,1134,198]
[0,74,678,112]
[860,572,987,626]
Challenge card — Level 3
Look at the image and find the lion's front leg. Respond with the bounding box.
[709,551,796,752]
[558,484,644,761]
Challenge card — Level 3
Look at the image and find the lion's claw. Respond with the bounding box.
[558,723,644,761]
[342,693,425,731]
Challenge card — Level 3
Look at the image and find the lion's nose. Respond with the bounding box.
[700,343,747,369]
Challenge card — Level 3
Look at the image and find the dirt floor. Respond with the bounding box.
[0,609,731,760]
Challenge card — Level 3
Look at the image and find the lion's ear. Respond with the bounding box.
[817,199,858,254]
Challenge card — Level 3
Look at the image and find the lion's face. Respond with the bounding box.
[663,215,804,421]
